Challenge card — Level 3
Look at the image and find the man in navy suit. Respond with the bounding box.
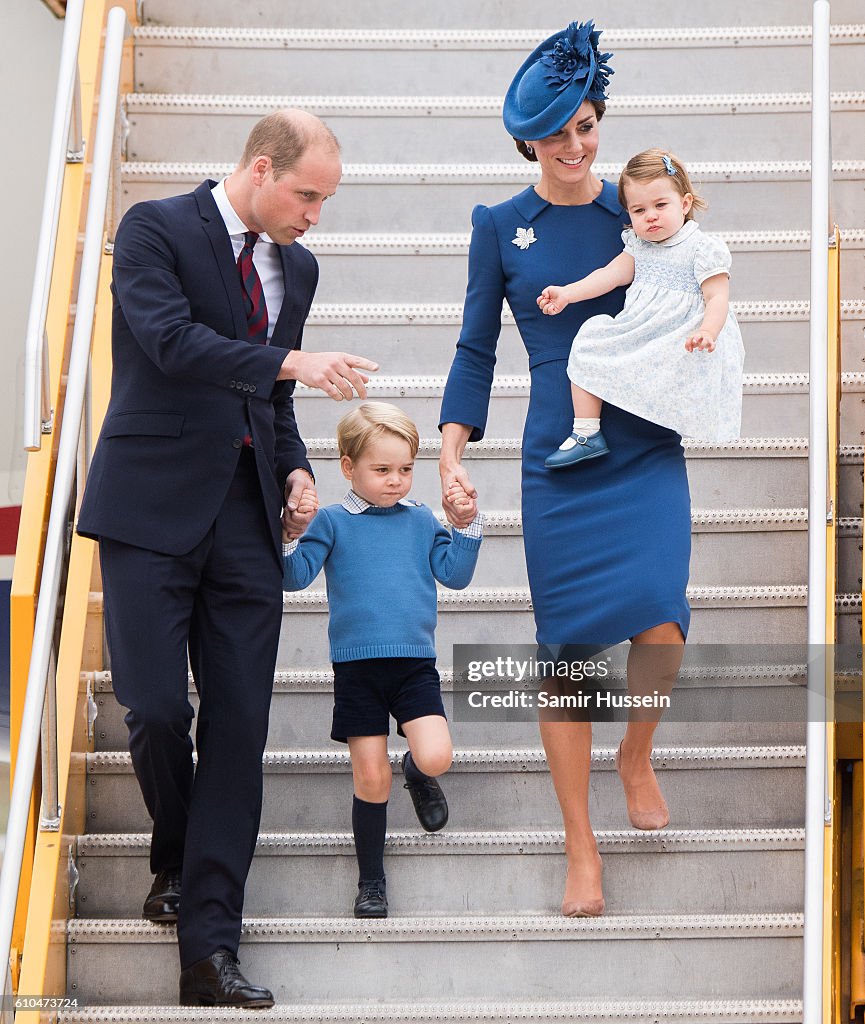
[78,109,376,1007]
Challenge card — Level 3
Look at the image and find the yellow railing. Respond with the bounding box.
[9,0,134,1007]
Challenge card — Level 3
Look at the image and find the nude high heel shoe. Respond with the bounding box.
[615,741,670,831]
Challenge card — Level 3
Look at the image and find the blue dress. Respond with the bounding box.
[440,183,691,646]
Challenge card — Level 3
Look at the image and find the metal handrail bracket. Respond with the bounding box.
[1,5,130,1000]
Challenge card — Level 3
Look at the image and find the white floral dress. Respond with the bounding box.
[565,220,744,441]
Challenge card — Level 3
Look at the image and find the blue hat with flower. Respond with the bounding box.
[503,21,613,140]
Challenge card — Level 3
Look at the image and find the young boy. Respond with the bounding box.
[283,402,483,918]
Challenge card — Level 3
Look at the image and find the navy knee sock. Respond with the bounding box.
[352,796,388,882]
[403,750,430,782]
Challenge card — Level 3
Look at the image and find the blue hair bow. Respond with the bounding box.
[662,154,676,175]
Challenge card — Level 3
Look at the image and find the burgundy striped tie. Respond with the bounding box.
[238,231,268,344]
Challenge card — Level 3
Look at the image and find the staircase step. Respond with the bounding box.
[85,745,807,833]
[132,25,865,95]
[76,827,804,918]
[302,299,865,376]
[298,435,840,513]
[57,1000,807,1024]
[299,230,865,304]
[66,913,803,1004]
[57,1000,806,1024]
[292,372,865,442]
[120,160,865,231]
[123,91,865,164]
[88,662,823,752]
[138,0,863,30]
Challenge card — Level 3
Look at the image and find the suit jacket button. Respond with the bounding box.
[249,385,257,394]
[243,383,250,392]
[230,380,236,388]
[232,438,242,448]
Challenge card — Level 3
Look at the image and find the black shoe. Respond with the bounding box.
[402,751,449,832]
[142,868,182,923]
[179,949,274,1008]
[354,877,388,918]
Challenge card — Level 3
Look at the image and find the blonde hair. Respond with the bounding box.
[337,402,420,462]
[239,110,340,179]
[617,148,707,222]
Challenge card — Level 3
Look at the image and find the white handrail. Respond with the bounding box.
[22,0,86,452]
[803,1,831,1021]
[0,6,130,996]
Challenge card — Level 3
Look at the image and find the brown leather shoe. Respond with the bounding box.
[142,868,181,923]
[179,949,274,1008]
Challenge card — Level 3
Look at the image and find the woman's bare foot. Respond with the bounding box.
[561,838,604,917]
[615,740,669,830]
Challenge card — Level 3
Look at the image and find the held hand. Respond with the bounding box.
[536,285,570,316]
[684,330,716,353]
[278,350,379,400]
[440,463,478,528]
[282,470,319,541]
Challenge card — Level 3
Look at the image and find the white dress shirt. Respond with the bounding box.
[211,179,285,342]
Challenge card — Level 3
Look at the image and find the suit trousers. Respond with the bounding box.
[99,448,283,968]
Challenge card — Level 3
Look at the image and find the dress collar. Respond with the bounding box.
[654,219,700,247]
[341,490,416,513]
[511,179,623,222]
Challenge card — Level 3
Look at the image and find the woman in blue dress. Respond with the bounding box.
[439,22,690,917]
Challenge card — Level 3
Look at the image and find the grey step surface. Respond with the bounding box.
[85,664,821,753]
[132,25,865,96]
[66,913,804,1004]
[85,746,807,833]
[120,161,865,232]
[301,300,865,377]
[291,373,865,442]
[75,828,804,918]
[139,0,863,29]
[123,92,865,164]
[55,1000,806,1024]
[301,436,846,511]
[298,231,865,304]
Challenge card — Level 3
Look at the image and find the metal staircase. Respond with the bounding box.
[9,0,859,1019]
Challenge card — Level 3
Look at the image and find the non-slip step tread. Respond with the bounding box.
[131,23,865,45]
[78,827,806,855]
[67,911,804,942]
[89,659,818,692]
[56,1000,806,1024]
[119,159,865,181]
[124,91,865,114]
[86,745,808,773]
[298,229,865,251]
[293,371,865,396]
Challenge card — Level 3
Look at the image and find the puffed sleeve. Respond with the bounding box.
[693,232,732,285]
[439,204,506,443]
[621,227,640,257]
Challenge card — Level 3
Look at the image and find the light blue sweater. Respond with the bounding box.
[283,501,482,662]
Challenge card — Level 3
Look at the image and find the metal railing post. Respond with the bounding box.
[803,2,831,1021]
[23,0,87,451]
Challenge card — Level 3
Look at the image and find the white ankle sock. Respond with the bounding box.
[559,418,601,450]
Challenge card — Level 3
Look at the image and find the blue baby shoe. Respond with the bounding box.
[544,430,610,469]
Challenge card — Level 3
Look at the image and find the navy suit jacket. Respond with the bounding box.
[78,180,317,560]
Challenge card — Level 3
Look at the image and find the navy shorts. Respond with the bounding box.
[331,657,447,743]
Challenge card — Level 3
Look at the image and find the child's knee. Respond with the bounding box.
[352,758,392,801]
[412,741,453,778]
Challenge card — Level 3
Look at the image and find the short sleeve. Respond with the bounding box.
[694,233,732,285]
[621,228,640,257]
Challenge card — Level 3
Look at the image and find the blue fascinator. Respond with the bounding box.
[503,20,613,140]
